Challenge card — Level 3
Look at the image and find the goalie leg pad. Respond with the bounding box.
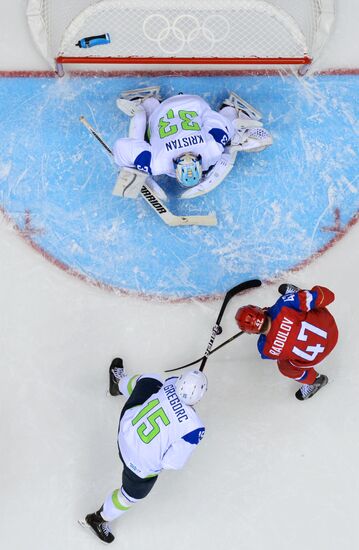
[113,170,167,201]
[112,168,147,198]
[117,86,161,116]
[233,116,264,129]
[119,86,161,101]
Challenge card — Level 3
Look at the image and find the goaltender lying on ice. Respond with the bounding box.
[113,87,273,201]
[80,115,218,227]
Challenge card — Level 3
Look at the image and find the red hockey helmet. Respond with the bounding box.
[235,305,267,334]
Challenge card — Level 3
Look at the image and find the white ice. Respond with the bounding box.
[1,2,359,550]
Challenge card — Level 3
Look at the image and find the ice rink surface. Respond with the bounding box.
[1,212,358,550]
[0,74,358,298]
[1,1,359,549]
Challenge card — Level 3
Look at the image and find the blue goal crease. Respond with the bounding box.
[0,74,358,298]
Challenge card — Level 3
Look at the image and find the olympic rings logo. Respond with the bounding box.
[143,14,230,55]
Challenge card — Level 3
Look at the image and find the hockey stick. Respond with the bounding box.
[198,279,261,372]
[79,116,217,227]
[165,330,244,373]
[165,279,261,374]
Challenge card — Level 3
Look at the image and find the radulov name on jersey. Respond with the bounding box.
[163,383,189,422]
[268,317,294,356]
[165,134,204,152]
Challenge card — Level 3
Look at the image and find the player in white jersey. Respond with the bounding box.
[114,88,273,200]
[80,358,207,544]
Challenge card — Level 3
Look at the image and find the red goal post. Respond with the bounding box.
[26,0,335,76]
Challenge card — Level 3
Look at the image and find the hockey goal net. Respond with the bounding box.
[27,0,335,75]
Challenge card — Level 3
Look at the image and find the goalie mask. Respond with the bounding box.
[173,153,202,188]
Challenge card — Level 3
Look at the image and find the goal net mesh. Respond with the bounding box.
[27,0,334,69]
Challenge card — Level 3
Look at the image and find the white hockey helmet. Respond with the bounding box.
[176,370,208,406]
[173,153,202,188]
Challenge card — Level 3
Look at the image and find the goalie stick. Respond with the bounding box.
[79,116,217,227]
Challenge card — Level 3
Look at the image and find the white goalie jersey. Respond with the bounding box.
[118,375,205,479]
[113,94,235,178]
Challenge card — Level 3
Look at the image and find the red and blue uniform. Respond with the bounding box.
[257,286,338,384]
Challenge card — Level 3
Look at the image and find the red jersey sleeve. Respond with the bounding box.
[310,286,335,308]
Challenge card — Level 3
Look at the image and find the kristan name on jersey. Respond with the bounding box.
[165,134,204,152]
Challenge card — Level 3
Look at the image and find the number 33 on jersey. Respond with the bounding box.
[258,286,339,366]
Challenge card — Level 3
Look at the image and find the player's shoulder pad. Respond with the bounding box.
[208,128,230,147]
[311,285,335,307]
[164,376,179,384]
[139,373,163,384]
[134,150,152,175]
[269,295,294,320]
[182,427,205,445]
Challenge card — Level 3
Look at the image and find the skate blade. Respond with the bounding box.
[78,518,87,529]
[78,519,109,546]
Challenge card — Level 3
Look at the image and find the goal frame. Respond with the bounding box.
[27,0,335,76]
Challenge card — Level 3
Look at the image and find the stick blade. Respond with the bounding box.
[168,212,217,227]
[217,279,262,325]
[225,279,262,300]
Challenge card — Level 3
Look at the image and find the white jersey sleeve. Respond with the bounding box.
[161,438,198,470]
[113,137,153,175]
[118,375,205,478]
[201,109,235,148]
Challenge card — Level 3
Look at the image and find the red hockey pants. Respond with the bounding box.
[277,359,318,385]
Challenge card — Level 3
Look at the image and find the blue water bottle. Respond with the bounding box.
[76,33,111,48]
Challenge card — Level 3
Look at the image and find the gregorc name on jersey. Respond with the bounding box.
[165,134,204,152]
[268,317,294,356]
[163,383,189,422]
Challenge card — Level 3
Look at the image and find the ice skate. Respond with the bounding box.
[295,374,328,401]
[278,283,300,295]
[116,86,161,116]
[109,358,126,396]
[222,91,262,121]
[79,510,115,544]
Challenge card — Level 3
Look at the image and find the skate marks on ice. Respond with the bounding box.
[0,75,358,299]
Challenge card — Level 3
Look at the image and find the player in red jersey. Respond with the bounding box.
[235,284,339,400]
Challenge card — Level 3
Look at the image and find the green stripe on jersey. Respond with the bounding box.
[127,374,140,395]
